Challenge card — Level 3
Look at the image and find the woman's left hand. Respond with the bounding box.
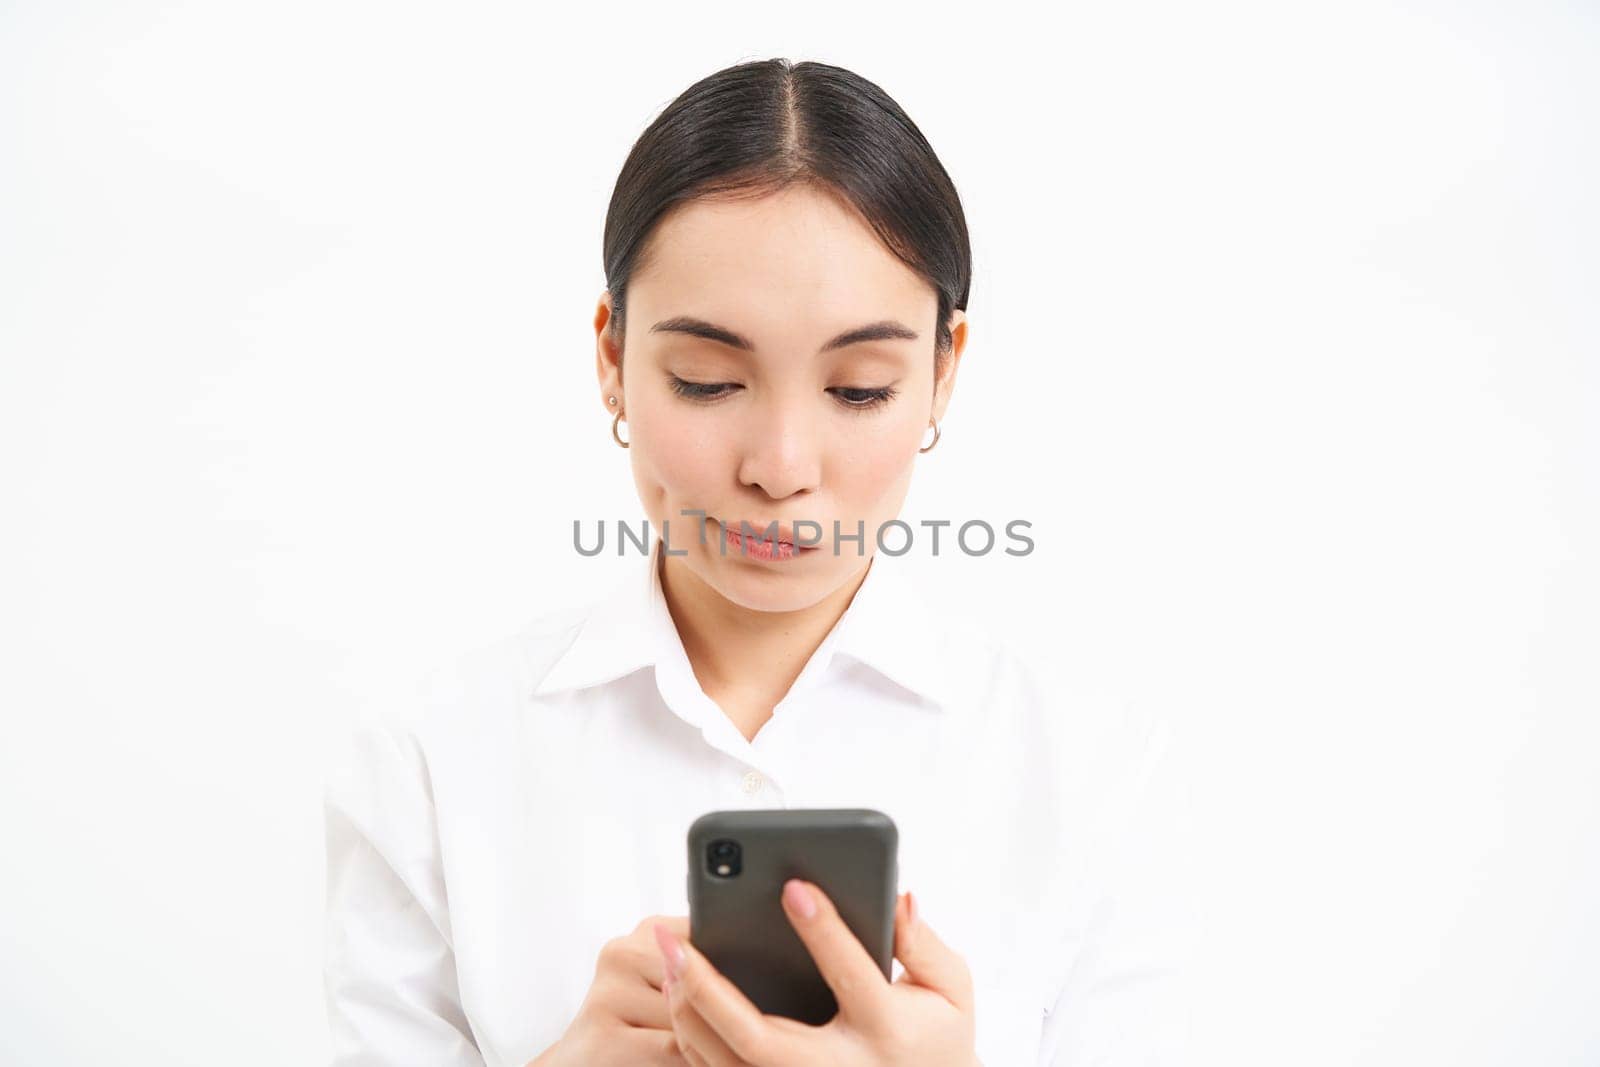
[653,879,980,1067]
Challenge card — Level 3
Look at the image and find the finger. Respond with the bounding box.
[625,916,692,988]
[612,1025,687,1066]
[636,914,692,939]
[608,972,673,1029]
[780,878,892,1022]
[891,888,973,1012]
[658,923,793,1064]
[667,977,751,1067]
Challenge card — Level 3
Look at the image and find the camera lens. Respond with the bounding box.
[706,838,741,877]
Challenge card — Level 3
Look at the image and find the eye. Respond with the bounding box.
[831,386,898,411]
[668,376,741,401]
[666,376,898,411]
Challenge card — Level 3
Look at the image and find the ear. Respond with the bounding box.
[932,308,967,423]
[594,289,625,412]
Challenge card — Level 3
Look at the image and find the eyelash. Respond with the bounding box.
[667,376,899,412]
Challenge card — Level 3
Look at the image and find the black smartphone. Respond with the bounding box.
[686,807,898,1026]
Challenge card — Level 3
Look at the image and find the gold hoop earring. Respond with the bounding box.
[919,417,941,453]
[611,406,629,449]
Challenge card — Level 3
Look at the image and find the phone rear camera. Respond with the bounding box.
[706,838,742,878]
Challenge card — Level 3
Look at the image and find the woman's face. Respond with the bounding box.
[594,183,966,613]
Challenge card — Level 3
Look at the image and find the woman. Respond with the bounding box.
[324,58,1182,1066]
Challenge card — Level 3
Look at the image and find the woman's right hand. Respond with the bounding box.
[527,915,692,1067]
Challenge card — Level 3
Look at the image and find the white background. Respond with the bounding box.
[2,1,1595,1063]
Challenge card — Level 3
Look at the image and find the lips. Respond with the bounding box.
[715,518,811,548]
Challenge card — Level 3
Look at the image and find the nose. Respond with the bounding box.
[736,392,823,500]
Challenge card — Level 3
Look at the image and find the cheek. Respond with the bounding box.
[628,400,923,524]
[630,410,726,504]
[833,434,918,512]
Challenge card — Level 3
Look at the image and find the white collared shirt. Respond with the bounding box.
[324,537,1188,1066]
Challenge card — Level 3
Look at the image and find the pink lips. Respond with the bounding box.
[717,520,818,562]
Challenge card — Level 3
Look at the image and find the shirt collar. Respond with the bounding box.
[530,536,954,713]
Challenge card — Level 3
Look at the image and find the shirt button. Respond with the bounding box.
[740,770,765,795]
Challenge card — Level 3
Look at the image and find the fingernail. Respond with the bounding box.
[653,922,686,979]
[784,878,817,919]
[907,889,918,926]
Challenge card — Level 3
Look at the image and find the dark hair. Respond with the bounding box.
[602,58,972,373]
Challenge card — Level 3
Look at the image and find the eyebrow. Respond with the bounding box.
[648,316,920,354]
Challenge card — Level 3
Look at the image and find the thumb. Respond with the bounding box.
[892,890,974,1012]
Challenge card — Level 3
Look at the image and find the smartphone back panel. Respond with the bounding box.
[686,807,898,1025]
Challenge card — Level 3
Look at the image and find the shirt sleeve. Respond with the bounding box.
[1037,711,1193,1066]
[323,716,486,1066]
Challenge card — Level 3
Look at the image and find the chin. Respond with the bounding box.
[698,558,836,613]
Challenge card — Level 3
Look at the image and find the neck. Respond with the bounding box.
[658,543,869,737]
